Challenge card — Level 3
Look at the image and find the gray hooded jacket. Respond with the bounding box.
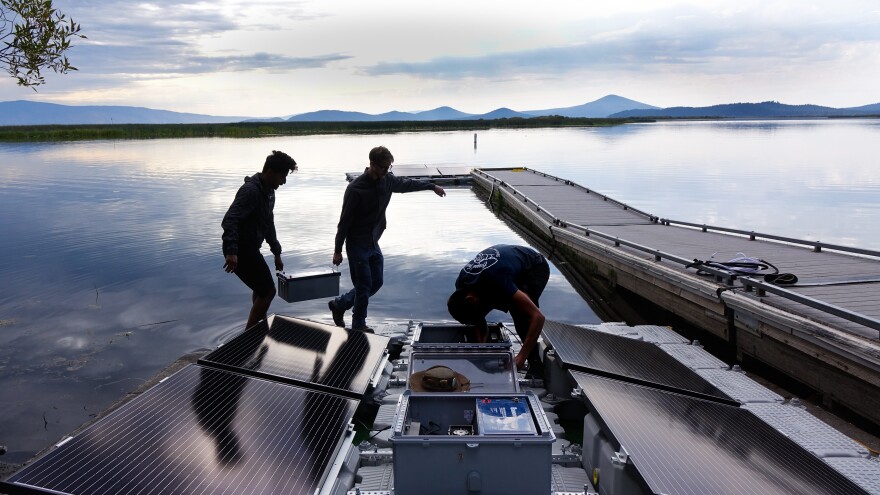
[221,173,281,256]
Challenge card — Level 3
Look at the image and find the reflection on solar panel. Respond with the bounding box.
[1,365,358,495]
[571,372,869,495]
[199,315,389,398]
[542,320,736,405]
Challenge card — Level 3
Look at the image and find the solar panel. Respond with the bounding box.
[542,320,736,405]
[571,371,870,495]
[1,365,359,495]
[436,166,472,176]
[199,315,389,398]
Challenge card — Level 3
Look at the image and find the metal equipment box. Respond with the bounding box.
[412,323,512,351]
[276,269,340,303]
[408,350,519,393]
[390,391,555,495]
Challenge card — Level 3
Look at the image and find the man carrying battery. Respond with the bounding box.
[329,146,446,332]
[222,150,298,330]
[446,244,550,377]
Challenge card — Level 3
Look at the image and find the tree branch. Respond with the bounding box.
[0,0,86,88]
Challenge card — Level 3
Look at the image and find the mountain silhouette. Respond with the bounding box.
[0,100,247,125]
[524,94,658,118]
[611,101,880,118]
[2,96,879,126]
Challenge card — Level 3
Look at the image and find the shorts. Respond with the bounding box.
[234,249,275,296]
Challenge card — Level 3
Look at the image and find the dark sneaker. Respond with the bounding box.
[328,300,345,327]
[351,325,374,334]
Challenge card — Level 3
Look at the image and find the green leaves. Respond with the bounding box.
[1,0,86,88]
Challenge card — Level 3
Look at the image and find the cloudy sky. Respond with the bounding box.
[2,0,879,117]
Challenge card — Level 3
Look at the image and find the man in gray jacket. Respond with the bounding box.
[222,150,297,330]
[329,146,445,331]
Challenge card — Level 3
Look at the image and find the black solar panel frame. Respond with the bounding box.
[542,320,738,406]
[1,365,360,495]
[199,315,389,399]
[571,371,870,495]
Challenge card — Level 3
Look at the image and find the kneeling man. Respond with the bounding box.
[447,244,550,375]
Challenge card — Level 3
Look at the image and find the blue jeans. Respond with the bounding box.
[335,243,384,328]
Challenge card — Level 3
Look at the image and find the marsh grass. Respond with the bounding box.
[0,116,649,141]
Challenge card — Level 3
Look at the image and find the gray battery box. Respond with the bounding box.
[390,391,554,495]
[412,323,512,351]
[276,269,340,303]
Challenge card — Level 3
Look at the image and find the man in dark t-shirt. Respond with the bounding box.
[447,245,550,375]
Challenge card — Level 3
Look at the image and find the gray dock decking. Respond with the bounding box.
[473,167,880,426]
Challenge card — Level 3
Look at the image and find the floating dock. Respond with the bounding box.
[471,167,880,427]
[3,316,878,494]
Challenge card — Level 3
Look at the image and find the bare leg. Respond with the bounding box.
[245,287,275,330]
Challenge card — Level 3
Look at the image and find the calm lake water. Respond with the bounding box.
[1,119,879,463]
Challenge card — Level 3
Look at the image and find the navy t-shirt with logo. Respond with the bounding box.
[454,245,544,312]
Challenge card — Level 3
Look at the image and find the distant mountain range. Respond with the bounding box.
[610,101,880,118]
[0,95,878,126]
[277,95,657,122]
[0,100,249,126]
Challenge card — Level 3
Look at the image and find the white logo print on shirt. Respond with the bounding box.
[463,248,500,275]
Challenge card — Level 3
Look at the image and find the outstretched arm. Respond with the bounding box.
[389,175,446,196]
[510,290,545,369]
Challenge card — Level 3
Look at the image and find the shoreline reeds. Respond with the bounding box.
[0,116,651,142]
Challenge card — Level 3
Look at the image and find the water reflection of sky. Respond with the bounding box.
[1,120,879,463]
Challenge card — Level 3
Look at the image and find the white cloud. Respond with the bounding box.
[1,0,878,115]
